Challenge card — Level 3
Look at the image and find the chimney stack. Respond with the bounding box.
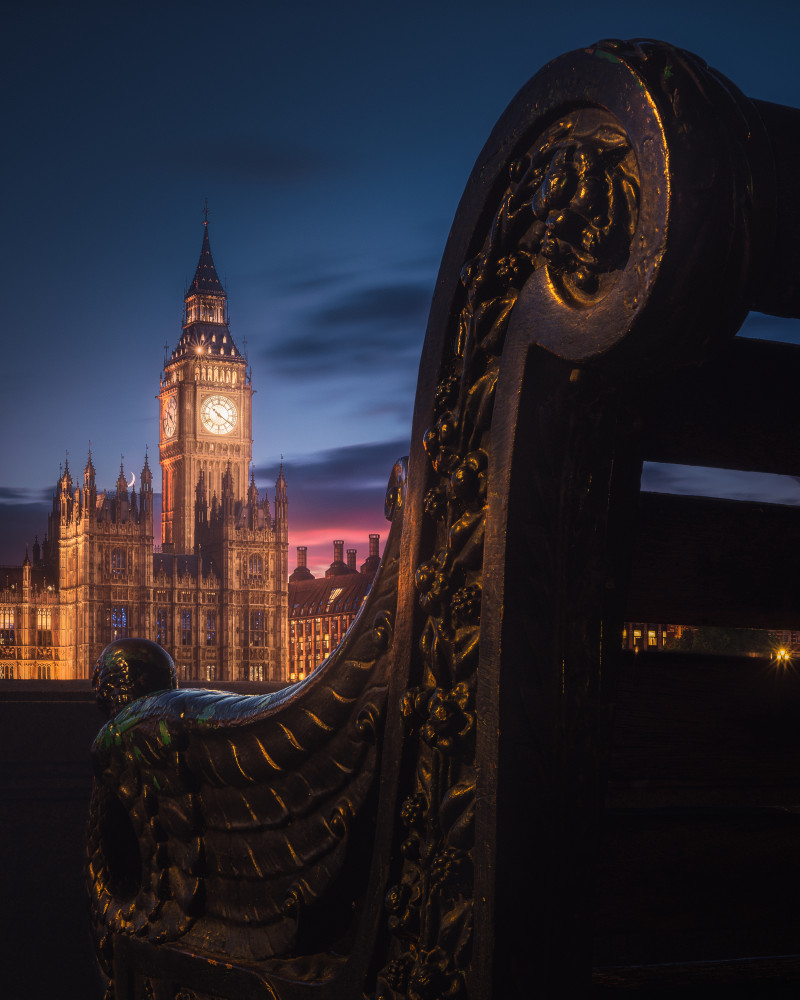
[360,533,381,579]
[289,545,314,582]
[325,539,350,578]
[347,548,357,571]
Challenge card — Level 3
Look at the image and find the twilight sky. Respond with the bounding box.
[3,0,800,576]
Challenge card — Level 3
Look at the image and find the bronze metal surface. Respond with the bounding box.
[87,38,800,999]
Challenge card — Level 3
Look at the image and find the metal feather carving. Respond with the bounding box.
[87,460,406,984]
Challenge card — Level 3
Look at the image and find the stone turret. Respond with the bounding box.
[247,469,259,530]
[140,453,153,517]
[195,470,208,530]
[84,451,96,521]
[59,459,74,525]
[221,462,235,522]
[274,463,287,527]
[116,463,129,523]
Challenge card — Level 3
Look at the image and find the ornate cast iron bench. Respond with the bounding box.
[88,39,800,998]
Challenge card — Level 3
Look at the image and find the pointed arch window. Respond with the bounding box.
[248,555,263,579]
[0,608,15,646]
[181,609,192,645]
[37,608,53,648]
[247,610,264,647]
[104,605,128,643]
[111,548,126,579]
[156,609,168,646]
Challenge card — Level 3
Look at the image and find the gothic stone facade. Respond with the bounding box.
[0,224,288,682]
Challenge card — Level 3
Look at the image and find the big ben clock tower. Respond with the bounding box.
[159,220,252,553]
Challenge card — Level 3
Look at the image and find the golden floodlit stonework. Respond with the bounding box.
[0,223,288,682]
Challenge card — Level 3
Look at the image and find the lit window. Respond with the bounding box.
[648,630,658,646]
[104,605,128,643]
[0,608,15,647]
[37,607,53,647]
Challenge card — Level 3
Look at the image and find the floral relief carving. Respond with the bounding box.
[376,106,637,998]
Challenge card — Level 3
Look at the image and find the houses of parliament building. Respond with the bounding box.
[0,223,288,682]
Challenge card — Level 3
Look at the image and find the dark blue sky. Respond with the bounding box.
[4,1,800,575]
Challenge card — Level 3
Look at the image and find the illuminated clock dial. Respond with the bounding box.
[162,396,177,438]
[201,394,238,435]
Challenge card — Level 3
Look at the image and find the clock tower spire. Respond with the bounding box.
[159,220,252,553]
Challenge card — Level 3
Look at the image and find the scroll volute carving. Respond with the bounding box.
[373,39,776,1000]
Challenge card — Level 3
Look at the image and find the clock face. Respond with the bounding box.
[162,396,177,438]
[201,394,238,435]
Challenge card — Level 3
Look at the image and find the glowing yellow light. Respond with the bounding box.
[773,647,792,669]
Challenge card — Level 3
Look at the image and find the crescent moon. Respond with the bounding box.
[128,473,136,490]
